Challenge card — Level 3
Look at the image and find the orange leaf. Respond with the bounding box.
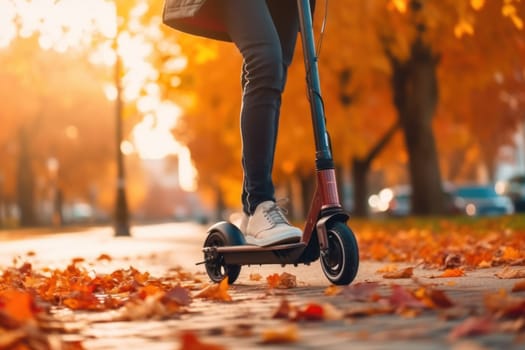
[324,285,342,296]
[194,278,232,301]
[261,324,299,344]
[71,257,85,265]
[96,253,112,262]
[271,299,292,319]
[0,289,38,322]
[295,303,324,321]
[511,280,525,293]
[179,331,226,350]
[266,272,297,289]
[438,268,465,278]
[376,264,398,273]
[249,273,262,281]
[495,267,525,279]
[383,267,414,279]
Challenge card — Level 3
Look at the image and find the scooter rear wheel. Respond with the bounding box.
[203,229,242,284]
[320,221,359,285]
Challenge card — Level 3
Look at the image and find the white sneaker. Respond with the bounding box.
[244,201,302,247]
[239,212,249,233]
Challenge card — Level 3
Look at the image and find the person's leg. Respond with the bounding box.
[223,0,301,245]
[222,0,299,216]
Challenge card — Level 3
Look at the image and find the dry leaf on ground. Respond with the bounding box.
[266,272,297,289]
[495,267,525,279]
[179,331,226,350]
[511,280,525,292]
[260,324,299,344]
[383,267,414,279]
[447,316,495,340]
[432,268,465,278]
[194,277,232,301]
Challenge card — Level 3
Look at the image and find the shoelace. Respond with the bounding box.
[264,202,290,226]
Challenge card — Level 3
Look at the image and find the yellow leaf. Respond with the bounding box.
[261,324,299,344]
[391,0,407,13]
[502,4,517,17]
[470,0,485,11]
[323,285,342,296]
[454,19,475,38]
[511,15,524,29]
[194,277,232,301]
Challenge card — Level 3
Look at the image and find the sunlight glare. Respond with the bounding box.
[131,103,182,160]
[0,0,16,48]
[178,147,198,192]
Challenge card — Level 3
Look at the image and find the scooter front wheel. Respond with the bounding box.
[203,224,242,284]
[320,221,359,285]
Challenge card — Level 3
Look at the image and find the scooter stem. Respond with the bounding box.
[297,0,333,167]
[297,0,348,253]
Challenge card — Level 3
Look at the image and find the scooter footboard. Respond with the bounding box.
[204,243,307,265]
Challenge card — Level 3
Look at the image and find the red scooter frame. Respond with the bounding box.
[200,0,359,286]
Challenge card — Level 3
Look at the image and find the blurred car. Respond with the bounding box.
[368,184,462,217]
[503,174,525,213]
[454,184,514,217]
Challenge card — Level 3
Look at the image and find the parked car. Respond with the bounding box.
[503,174,525,213]
[369,184,462,217]
[454,184,514,217]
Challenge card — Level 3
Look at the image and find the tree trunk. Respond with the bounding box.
[352,122,399,217]
[389,37,445,215]
[16,126,36,227]
[352,158,368,217]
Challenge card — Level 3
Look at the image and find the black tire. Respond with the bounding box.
[320,221,359,285]
[203,230,242,284]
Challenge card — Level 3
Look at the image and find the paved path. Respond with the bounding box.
[1,223,523,349]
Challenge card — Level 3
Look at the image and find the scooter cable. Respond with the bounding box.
[316,0,329,58]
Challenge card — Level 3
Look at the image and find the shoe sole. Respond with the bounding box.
[244,233,302,247]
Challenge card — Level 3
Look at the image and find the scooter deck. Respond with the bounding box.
[204,242,307,265]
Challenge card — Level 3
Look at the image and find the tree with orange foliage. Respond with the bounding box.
[165,0,524,219]
[316,0,524,215]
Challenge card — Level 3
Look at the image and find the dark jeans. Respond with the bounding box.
[222,0,299,215]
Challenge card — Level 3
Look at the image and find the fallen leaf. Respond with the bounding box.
[0,289,38,322]
[271,299,292,319]
[495,267,525,279]
[342,282,381,302]
[194,278,232,301]
[383,267,414,279]
[249,273,262,281]
[347,306,393,318]
[321,302,344,320]
[434,268,465,278]
[179,331,226,350]
[376,264,398,273]
[96,253,112,262]
[448,316,495,340]
[484,289,525,318]
[266,272,297,289]
[260,324,299,344]
[162,286,192,306]
[294,303,324,321]
[511,280,525,292]
[414,287,454,309]
[477,260,491,268]
[388,285,427,310]
[71,257,85,265]
[444,253,464,269]
[324,285,342,296]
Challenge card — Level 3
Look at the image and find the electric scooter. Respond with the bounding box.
[199,0,359,286]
